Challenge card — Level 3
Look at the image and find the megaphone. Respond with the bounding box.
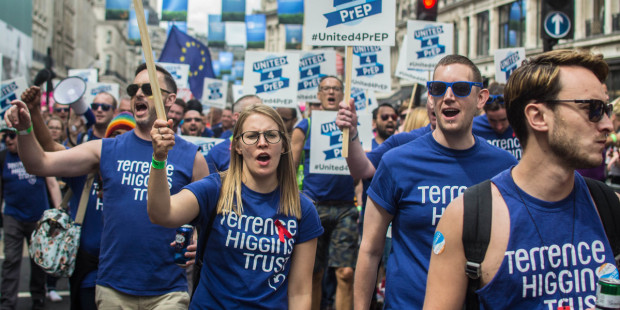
[53,77,88,115]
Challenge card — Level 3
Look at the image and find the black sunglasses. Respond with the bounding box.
[426,81,483,97]
[54,107,70,113]
[184,117,203,123]
[127,83,171,97]
[91,103,113,111]
[486,95,504,105]
[545,99,612,122]
[380,114,398,121]
[4,131,16,140]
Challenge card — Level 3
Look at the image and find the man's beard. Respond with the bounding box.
[549,118,602,169]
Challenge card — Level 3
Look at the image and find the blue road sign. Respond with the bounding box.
[544,11,571,39]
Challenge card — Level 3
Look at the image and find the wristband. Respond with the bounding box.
[18,124,33,135]
[350,131,359,142]
[612,133,618,143]
[151,155,166,170]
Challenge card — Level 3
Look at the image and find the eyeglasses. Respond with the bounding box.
[486,95,505,105]
[237,130,282,145]
[184,117,203,123]
[91,103,113,111]
[4,131,16,140]
[545,99,612,122]
[54,107,70,113]
[400,113,408,121]
[426,81,483,97]
[380,114,398,121]
[48,126,62,131]
[319,86,343,92]
[127,83,171,97]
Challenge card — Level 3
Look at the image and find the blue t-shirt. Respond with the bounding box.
[186,174,324,309]
[205,139,231,175]
[77,127,98,144]
[97,131,199,295]
[368,133,518,309]
[472,115,522,160]
[295,118,354,202]
[3,151,49,222]
[367,124,432,169]
[478,169,618,309]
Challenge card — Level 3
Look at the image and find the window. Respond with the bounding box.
[105,54,112,72]
[499,0,526,48]
[477,11,489,56]
[106,30,112,44]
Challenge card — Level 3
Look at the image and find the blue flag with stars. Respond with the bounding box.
[159,25,215,99]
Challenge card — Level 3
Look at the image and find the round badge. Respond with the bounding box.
[432,231,446,255]
[597,263,620,279]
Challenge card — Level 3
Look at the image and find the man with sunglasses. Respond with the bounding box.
[181,110,205,137]
[350,55,517,309]
[7,63,209,309]
[75,92,117,144]
[372,103,398,147]
[425,50,619,309]
[472,82,522,160]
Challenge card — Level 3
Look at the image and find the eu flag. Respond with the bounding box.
[159,25,215,99]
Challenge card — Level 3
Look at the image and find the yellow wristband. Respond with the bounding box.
[18,124,33,135]
[151,155,166,170]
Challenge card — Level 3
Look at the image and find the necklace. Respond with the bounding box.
[511,173,576,310]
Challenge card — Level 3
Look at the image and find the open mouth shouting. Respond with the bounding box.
[442,107,460,120]
[134,100,149,117]
[256,152,271,167]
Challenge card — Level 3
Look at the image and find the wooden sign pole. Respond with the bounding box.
[132,0,167,121]
[403,83,419,127]
[342,46,353,158]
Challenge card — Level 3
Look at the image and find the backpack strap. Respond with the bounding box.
[584,177,620,262]
[462,179,493,309]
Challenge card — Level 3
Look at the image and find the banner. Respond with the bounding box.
[243,51,300,108]
[219,52,234,76]
[406,21,454,71]
[278,0,304,25]
[202,77,228,109]
[222,0,245,22]
[128,9,148,45]
[494,48,526,84]
[297,49,337,102]
[309,111,373,175]
[68,69,98,83]
[246,15,266,49]
[208,15,226,48]
[84,82,120,105]
[304,0,395,46]
[105,0,131,20]
[395,36,429,84]
[157,62,190,89]
[285,25,303,50]
[179,136,226,157]
[351,87,378,112]
[0,77,28,119]
[351,46,390,93]
[161,0,188,22]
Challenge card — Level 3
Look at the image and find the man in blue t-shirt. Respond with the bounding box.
[425,50,619,309]
[8,63,209,309]
[472,82,522,160]
[291,76,357,310]
[343,55,518,309]
[76,92,118,144]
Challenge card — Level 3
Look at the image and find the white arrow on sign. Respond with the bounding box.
[551,13,563,35]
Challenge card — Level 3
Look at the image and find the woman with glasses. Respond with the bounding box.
[147,104,323,309]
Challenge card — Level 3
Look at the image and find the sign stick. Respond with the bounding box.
[403,83,418,127]
[132,0,166,121]
[342,46,353,158]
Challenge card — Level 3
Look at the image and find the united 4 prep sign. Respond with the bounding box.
[202,77,228,109]
[494,48,526,84]
[351,46,391,93]
[297,49,337,102]
[304,0,395,46]
[407,21,453,71]
[0,77,28,119]
[243,52,300,108]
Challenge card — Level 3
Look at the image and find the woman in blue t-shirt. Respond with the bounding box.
[147,104,323,309]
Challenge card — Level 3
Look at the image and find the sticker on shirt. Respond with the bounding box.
[432,231,445,255]
[597,263,620,280]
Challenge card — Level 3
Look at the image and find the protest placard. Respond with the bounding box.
[157,62,190,89]
[494,48,526,84]
[0,77,28,119]
[179,136,226,157]
[68,69,99,83]
[395,36,429,84]
[84,82,120,104]
[243,51,300,108]
[406,20,453,71]
[202,77,228,109]
[351,46,391,93]
[297,49,337,102]
[232,84,244,103]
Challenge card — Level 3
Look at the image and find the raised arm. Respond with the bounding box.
[20,86,65,152]
[423,196,468,309]
[147,119,200,227]
[288,238,318,310]
[354,198,393,309]
[8,100,101,177]
[335,99,376,179]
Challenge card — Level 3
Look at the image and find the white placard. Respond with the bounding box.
[179,136,226,157]
[309,110,373,175]
[351,87,377,112]
[84,82,120,104]
[406,21,454,71]
[297,49,337,102]
[395,36,429,84]
[304,0,395,46]
[232,84,244,103]
[176,88,193,102]
[243,51,300,108]
[351,46,391,93]
[202,78,229,109]
[0,77,28,118]
[68,69,99,83]
[157,62,190,89]
[494,48,526,84]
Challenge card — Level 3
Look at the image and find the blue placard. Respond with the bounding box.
[246,15,266,49]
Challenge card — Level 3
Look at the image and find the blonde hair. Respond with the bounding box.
[217,105,301,218]
[403,106,429,132]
